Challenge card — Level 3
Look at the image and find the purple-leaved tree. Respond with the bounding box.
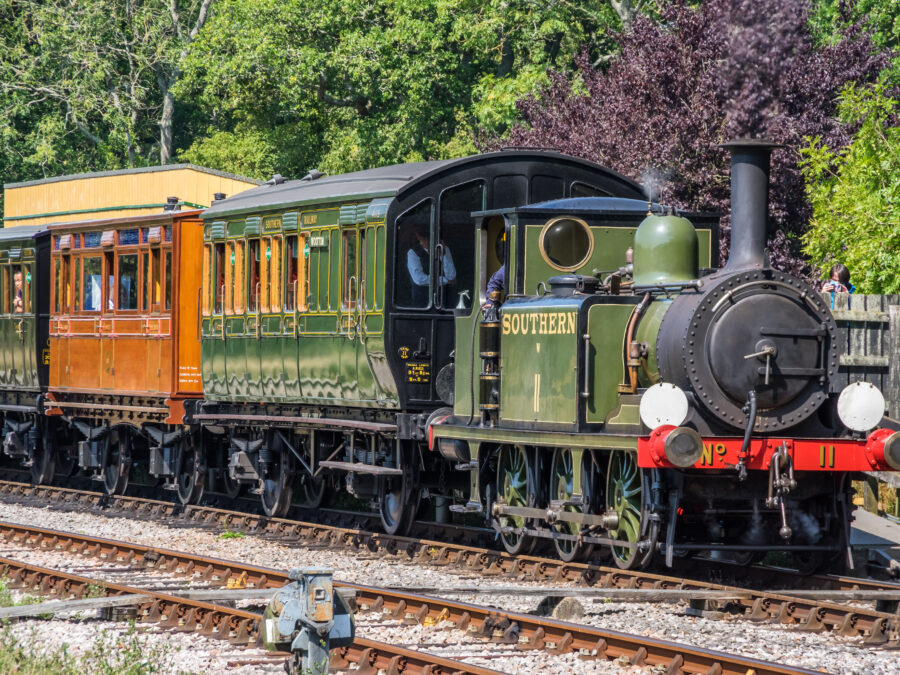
[491,0,891,275]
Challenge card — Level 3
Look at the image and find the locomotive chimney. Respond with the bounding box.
[721,139,779,270]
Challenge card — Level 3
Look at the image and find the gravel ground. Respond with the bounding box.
[0,500,898,674]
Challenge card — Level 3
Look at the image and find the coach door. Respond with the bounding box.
[281,229,304,399]
[338,223,361,400]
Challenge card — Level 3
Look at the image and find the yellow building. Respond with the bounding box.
[3,164,261,227]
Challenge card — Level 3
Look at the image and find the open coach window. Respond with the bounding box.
[438,180,482,310]
[395,199,433,309]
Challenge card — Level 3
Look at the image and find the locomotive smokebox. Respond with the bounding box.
[721,139,779,271]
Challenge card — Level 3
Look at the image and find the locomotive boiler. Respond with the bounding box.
[432,141,900,571]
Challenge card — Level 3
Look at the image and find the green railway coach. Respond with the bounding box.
[0,224,53,483]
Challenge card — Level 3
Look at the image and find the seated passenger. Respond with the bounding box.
[12,269,23,313]
[407,228,456,307]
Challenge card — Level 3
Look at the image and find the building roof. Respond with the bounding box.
[3,163,262,190]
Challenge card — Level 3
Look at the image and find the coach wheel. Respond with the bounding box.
[55,444,78,477]
[102,431,131,496]
[605,450,647,570]
[296,473,325,509]
[28,421,55,485]
[175,440,206,505]
[550,448,596,563]
[219,446,242,499]
[496,444,537,556]
[260,440,294,518]
[379,446,419,536]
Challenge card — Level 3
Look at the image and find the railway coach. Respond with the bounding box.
[41,209,206,499]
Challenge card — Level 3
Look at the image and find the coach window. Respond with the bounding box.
[141,251,150,312]
[150,248,162,311]
[285,235,303,311]
[570,182,608,198]
[201,245,211,315]
[247,239,260,313]
[395,199,433,309]
[213,243,225,314]
[102,251,114,311]
[118,253,138,311]
[438,180,483,310]
[82,256,102,312]
[224,242,235,315]
[342,229,358,309]
[164,250,172,311]
[270,236,282,313]
[0,266,7,314]
[260,236,280,313]
[10,264,23,313]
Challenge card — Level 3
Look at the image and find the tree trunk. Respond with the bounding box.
[159,78,175,165]
[609,0,637,32]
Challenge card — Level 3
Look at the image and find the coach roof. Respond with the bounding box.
[202,151,644,219]
[0,225,47,242]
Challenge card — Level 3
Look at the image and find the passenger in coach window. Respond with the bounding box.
[407,227,457,307]
[12,268,23,313]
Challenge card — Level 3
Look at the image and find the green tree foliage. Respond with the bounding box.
[801,81,900,293]
[177,0,623,178]
[811,0,900,49]
[0,0,214,175]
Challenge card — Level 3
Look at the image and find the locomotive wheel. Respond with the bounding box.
[260,441,294,518]
[605,450,647,569]
[379,448,419,535]
[496,444,537,556]
[175,441,206,505]
[550,448,595,562]
[102,432,131,496]
[28,421,55,485]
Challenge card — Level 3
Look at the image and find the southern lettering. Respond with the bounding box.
[502,311,577,336]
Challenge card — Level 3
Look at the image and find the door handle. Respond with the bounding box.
[15,320,25,342]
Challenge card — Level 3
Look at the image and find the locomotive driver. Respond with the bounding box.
[407,227,457,306]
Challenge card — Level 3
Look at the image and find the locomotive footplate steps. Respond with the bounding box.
[0,521,819,675]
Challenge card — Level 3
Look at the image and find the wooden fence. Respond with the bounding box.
[825,293,900,515]
[827,293,900,418]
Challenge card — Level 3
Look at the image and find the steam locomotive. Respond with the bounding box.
[1,143,897,572]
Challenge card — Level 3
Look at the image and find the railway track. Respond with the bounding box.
[0,555,507,675]
[0,521,820,675]
[2,478,899,645]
